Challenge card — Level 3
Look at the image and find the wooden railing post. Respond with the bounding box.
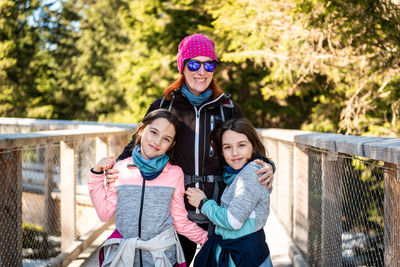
[384,163,400,266]
[0,149,22,267]
[263,137,279,209]
[321,152,342,266]
[44,145,56,234]
[293,144,309,259]
[276,140,294,236]
[108,133,131,161]
[60,141,76,252]
[96,137,109,162]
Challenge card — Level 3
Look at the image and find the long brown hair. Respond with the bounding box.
[209,118,269,165]
[163,74,224,100]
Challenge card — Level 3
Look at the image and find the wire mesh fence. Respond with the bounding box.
[306,147,398,267]
[260,129,399,267]
[21,144,62,264]
[0,131,132,267]
[0,147,23,267]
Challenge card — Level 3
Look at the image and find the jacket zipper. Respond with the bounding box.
[138,179,146,267]
[193,93,226,177]
[194,107,200,176]
[194,108,201,213]
[193,94,226,214]
[209,115,215,157]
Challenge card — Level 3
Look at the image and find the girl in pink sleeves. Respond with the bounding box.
[88,109,207,267]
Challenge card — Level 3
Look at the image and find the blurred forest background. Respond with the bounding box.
[1,0,399,136]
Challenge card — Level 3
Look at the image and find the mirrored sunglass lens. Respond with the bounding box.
[204,62,216,72]
[187,61,201,71]
[187,60,216,72]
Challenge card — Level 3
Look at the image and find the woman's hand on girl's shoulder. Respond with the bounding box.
[105,168,119,184]
[254,159,274,190]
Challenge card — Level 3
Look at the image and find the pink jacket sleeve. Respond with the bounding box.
[170,168,208,246]
[88,170,117,222]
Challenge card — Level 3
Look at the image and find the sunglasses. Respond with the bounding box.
[185,60,217,72]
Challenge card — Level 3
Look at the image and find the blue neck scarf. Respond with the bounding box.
[222,161,250,185]
[132,145,169,180]
[181,83,213,107]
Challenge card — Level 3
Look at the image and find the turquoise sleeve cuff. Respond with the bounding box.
[201,200,235,230]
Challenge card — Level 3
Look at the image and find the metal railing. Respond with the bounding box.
[0,118,136,267]
[1,118,399,267]
[259,129,400,267]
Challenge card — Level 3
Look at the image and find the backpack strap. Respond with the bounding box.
[159,97,166,109]
[159,93,175,111]
[184,174,223,184]
[219,94,235,122]
[219,103,225,121]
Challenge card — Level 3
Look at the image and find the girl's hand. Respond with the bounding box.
[93,156,119,184]
[186,187,207,208]
[254,159,274,190]
[93,156,114,172]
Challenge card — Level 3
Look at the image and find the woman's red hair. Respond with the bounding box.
[163,74,224,101]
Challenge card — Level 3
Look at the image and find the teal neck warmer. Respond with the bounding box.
[222,161,250,185]
[181,83,213,107]
[132,145,169,180]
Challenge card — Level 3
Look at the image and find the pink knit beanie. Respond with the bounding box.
[177,34,218,73]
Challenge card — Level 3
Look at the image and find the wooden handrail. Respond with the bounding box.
[258,128,400,164]
[0,127,136,149]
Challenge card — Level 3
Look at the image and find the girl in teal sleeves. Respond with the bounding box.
[186,118,273,267]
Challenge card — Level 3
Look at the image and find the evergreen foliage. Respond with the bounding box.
[0,0,43,117]
[1,0,399,136]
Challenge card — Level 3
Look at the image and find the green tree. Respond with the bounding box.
[51,0,213,123]
[0,0,43,117]
[107,0,214,122]
[2,0,398,137]
[203,0,399,135]
[34,0,128,121]
[294,0,400,136]
[202,0,322,128]
[26,0,83,119]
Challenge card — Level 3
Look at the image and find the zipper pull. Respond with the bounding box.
[209,115,215,157]
[195,182,200,214]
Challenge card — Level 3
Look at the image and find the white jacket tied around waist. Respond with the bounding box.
[102,226,185,267]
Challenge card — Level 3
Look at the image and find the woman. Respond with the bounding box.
[105,33,275,264]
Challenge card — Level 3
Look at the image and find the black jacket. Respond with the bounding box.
[118,89,243,223]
